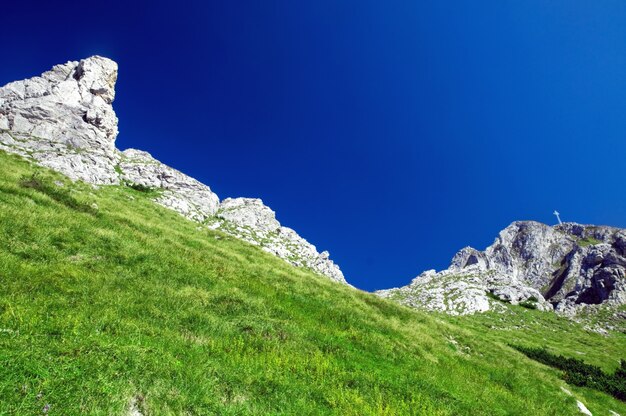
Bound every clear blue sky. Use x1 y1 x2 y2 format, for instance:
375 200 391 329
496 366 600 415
2 1 626 290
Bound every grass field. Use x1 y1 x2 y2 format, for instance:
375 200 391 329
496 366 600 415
0 150 625 415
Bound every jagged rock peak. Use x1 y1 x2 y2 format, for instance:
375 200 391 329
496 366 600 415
73 56 118 104
0 56 120 184
378 221 626 318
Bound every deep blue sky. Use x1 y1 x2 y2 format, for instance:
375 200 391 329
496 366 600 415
2 1 626 290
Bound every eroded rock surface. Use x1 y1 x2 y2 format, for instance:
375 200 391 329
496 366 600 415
0 56 120 184
119 149 219 221
0 57 346 284
378 221 626 317
209 198 346 284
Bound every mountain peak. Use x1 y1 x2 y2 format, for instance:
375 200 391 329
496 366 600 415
73 56 118 105
0 57 346 284
0 56 120 184
378 221 626 318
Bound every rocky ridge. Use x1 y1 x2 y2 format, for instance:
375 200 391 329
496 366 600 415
0 56 346 284
377 221 626 318
208 198 345 282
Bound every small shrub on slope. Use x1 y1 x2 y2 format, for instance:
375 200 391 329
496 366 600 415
513 345 626 401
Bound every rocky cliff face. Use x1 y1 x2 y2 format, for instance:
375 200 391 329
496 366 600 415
377 221 626 317
0 56 346 284
0 56 120 184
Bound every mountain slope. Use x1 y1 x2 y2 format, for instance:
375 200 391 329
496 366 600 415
0 56 345 284
1 152 626 415
1 57 626 415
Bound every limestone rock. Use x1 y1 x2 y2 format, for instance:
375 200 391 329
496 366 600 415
576 401 592 416
209 198 347 284
119 149 219 221
0 57 221 222
378 221 626 318
0 56 120 184
377 266 551 316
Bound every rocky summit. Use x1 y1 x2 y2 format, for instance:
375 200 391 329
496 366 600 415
0 56 346 284
0 56 120 184
377 221 626 319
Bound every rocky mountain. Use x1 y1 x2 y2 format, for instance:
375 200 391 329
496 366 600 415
377 221 626 318
0 56 346 284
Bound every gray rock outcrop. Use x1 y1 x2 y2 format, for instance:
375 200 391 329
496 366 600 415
119 149 220 222
0 56 346 284
378 221 626 317
208 198 346 283
0 56 221 221
0 56 120 184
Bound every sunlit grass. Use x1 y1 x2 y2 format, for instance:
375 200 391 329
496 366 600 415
0 151 624 415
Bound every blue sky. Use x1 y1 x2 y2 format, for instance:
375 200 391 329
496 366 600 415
2 1 626 290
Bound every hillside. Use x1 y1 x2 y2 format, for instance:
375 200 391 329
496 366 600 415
0 56 345 285
1 56 626 415
1 152 626 414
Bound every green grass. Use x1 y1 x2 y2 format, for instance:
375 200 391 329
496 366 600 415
0 150 625 415
123 181 160 195
578 237 602 247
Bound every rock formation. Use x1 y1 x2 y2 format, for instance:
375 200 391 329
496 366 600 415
0 56 120 184
208 198 345 283
0 56 346 284
377 221 626 317
119 149 220 222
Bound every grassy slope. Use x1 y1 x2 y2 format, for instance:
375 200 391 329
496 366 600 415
0 151 624 415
